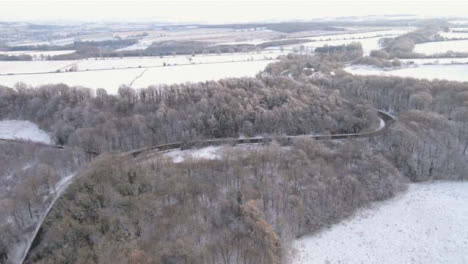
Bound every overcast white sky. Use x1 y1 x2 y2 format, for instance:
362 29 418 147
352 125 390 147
1 0 467 23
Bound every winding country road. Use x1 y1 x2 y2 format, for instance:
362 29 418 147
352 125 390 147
14 109 395 264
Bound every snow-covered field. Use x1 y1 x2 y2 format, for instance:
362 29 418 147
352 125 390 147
0 60 74 74
278 29 411 56
0 120 52 144
292 182 468 264
295 37 383 55
0 68 145 94
302 29 410 42
0 60 273 93
0 51 283 75
345 64 468 82
414 40 468 55
7 33 116 47
72 51 283 70
0 50 75 59
400 57 468 65
279 36 390 56
117 28 278 51
450 20 468 25
164 146 223 163
439 31 468 40
131 60 272 88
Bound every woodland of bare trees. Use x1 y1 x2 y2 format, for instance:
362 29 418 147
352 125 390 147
0 54 33 61
268 51 468 182
25 138 405 264
0 141 86 262
0 76 376 156
3 35 467 264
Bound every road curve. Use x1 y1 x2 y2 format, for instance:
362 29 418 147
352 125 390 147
125 110 395 158
18 109 395 264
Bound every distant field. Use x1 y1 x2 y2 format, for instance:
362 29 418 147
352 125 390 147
0 50 75 58
0 60 274 93
414 39 468 55
345 64 468 82
0 26 414 92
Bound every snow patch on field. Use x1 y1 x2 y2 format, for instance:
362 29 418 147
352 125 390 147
165 146 223 163
414 40 468 55
292 182 468 264
344 64 468 82
163 143 265 163
0 120 52 144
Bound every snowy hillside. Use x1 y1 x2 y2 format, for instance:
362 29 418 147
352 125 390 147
293 182 468 264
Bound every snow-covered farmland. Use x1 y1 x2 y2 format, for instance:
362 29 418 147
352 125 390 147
439 31 468 40
131 60 272 88
279 29 411 55
0 60 74 74
0 51 283 75
302 29 411 42
117 28 278 51
292 182 468 264
414 40 468 55
344 64 468 82
7 33 116 47
294 37 383 55
0 50 75 59
450 20 468 25
400 57 468 65
0 68 145 94
73 51 283 71
0 60 273 93
275 36 388 56
0 120 52 144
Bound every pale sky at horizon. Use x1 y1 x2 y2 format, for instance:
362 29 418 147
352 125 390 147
1 0 468 24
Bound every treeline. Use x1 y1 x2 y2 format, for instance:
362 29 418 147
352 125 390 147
143 41 257 56
25 138 405 264
2 39 139 61
3 44 72 52
265 44 362 77
48 40 266 60
380 26 442 57
202 18 442 33
0 76 376 156
257 39 311 49
0 54 33 61
353 55 401 68
314 42 362 54
49 39 139 60
352 49 401 68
